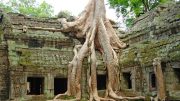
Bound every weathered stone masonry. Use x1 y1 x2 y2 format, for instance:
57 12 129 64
119 2 180 99
0 2 180 101
0 11 10 101
0 11 105 100
0 43 9 101
6 13 75 100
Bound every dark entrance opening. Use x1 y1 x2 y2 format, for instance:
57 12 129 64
27 77 44 95
97 74 106 90
123 72 132 89
54 78 67 95
174 69 180 84
151 73 156 88
149 72 156 90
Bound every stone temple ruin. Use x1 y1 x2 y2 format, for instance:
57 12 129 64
0 2 180 101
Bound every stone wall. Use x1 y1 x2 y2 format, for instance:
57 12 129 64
0 43 9 101
0 2 179 100
120 2 180 67
5 13 75 100
2 12 106 100
119 2 180 99
0 10 10 101
0 10 107 100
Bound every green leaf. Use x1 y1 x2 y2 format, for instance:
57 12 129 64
108 0 172 27
0 0 54 17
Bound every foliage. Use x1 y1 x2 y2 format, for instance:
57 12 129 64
57 10 72 18
108 0 173 27
0 0 54 17
61 95 76 100
57 10 76 21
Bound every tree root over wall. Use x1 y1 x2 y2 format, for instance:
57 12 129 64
153 58 166 101
52 0 145 100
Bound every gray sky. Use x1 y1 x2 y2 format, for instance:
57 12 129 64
44 0 123 21
2 0 125 29
43 0 125 29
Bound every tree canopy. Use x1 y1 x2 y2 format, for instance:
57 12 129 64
108 0 174 27
0 0 54 17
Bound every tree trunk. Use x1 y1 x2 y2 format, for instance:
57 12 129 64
53 0 145 100
153 58 166 101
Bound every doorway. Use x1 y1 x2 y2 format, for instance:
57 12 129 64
27 77 44 95
123 72 132 89
97 74 106 90
54 78 67 95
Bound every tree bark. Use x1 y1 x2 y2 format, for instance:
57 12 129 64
153 58 166 101
53 0 145 100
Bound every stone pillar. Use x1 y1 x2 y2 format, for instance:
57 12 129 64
131 67 136 92
45 73 54 98
81 59 88 100
9 71 15 100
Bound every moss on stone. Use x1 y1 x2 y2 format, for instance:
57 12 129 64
139 39 175 65
120 89 138 97
19 50 32 66
58 95 75 100
169 44 180 52
168 44 180 61
0 15 4 42
169 51 180 61
120 34 180 66
120 41 159 67
144 96 151 101
0 11 12 43
120 47 138 67
175 14 180 19
140 47 158 65
0 27 3 42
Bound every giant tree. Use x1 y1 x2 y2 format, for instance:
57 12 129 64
53 0 144 100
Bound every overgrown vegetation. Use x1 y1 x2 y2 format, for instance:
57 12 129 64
120 36 180 67
0 0 54 17
57 10 72 19
52 0 145 100
108 0 176 27
19 50 32 66
57 10 75 21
